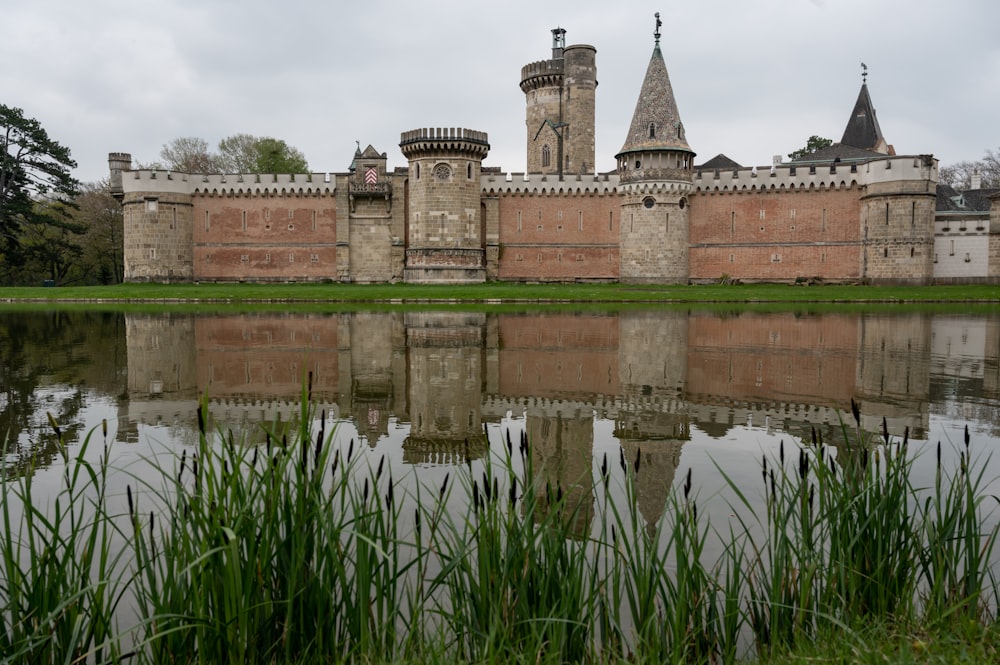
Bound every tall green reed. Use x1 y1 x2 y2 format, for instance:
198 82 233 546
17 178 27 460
919 425 999 625
429 428 594 663
5 390 999 664
730 399 999 657
1 417 130 664
598 447 743 665
128 376 419 664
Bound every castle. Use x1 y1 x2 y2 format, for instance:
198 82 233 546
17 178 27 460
110 19 1000 285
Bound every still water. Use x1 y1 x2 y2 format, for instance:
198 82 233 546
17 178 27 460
3 307 1000 538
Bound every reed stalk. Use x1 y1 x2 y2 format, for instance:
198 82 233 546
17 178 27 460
2 395 998 664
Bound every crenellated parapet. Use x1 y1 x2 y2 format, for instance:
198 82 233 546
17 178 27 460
692 155 935 194
399 127 490 159
121 169 338 198
481 171 618 196
520 58 564 93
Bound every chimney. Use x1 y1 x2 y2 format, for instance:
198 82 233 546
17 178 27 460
970 172 982 191
108 152 132 201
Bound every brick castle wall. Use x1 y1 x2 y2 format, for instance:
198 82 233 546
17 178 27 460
689 185 863 282
495 188 619 281
193 195 337 281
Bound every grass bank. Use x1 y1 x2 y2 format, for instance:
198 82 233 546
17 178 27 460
3 391 999 664
3 281 1000 305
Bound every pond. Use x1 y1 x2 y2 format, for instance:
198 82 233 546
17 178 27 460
2 307 1000 661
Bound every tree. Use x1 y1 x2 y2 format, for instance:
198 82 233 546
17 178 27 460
216 133 260 173
0 104 79 271
16 199 86 284
253 137 309 174
939 147 1000 190
159 134 310 175
159 136 218 174
73 180 124 284
787 135 833 161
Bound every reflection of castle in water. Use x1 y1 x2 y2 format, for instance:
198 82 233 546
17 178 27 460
123 309 997 533
125 310 988 445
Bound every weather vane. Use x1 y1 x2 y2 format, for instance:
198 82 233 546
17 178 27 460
861 62 868 84
654 12 662 44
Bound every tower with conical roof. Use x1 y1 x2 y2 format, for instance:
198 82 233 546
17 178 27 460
841 65 889 154
616 13 695 284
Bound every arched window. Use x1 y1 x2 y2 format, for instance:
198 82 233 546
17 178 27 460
541 144 551 168
648 122 656 139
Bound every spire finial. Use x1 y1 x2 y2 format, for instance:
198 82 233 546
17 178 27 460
861 62 868 84
654 12 662 44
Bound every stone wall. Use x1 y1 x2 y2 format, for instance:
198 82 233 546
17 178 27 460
859 157 937 284
561 45 597 175
122 186 194 282
619 181 691 284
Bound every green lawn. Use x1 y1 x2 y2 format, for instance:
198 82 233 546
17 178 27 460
3 281 1000 304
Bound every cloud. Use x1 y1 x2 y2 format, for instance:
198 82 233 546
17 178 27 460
3 0 997 183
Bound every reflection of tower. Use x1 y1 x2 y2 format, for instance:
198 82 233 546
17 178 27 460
399 128 490 284
403 312 487 464
527 405 595 540
855 313 931 437
349 312 403 445
124 313 199 431
616 310 689 533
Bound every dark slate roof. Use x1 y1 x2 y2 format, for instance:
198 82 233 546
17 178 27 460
841 83 886 151
617 42 692 157
935 184 1000 212
697 154 742 170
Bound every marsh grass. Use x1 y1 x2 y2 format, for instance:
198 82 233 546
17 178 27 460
728 400 1000 659
2 391 999 664
0 418 130 664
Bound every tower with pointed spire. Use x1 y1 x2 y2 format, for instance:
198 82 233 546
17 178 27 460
616 13 695 284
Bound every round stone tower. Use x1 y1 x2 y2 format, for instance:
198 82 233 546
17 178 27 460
110 152 195 282
616 16 695 284
399 128 490 284
520 28 597 176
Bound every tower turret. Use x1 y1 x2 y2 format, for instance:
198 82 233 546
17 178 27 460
616 14 695 284
399 127 490 284
520 28 597 176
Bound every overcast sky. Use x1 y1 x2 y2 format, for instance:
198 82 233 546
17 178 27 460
4 0 998 184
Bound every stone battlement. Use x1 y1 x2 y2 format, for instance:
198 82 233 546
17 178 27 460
693 155 937 193
122 169 337 197
399 127 489 145
519 58 564 90
481 171 618 196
